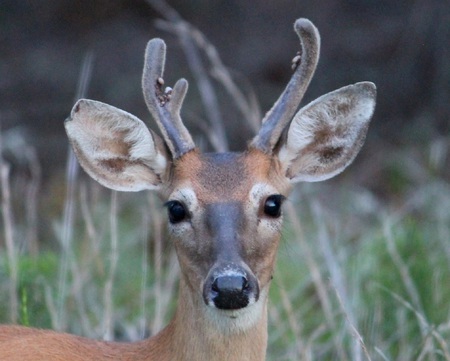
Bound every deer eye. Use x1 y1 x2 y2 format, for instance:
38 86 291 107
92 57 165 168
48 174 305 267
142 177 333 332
166 201 188 223
263 195 285 218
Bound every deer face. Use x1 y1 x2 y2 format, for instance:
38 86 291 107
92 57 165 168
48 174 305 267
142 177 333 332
164 150 291 312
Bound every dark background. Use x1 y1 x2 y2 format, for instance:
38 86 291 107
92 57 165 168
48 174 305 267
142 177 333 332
1 0 449 200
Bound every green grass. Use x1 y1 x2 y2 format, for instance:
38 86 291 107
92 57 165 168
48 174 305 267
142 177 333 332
1 160 449 360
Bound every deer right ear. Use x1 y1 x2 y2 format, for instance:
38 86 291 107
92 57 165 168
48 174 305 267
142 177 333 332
277 82 376 183
65 99 170 192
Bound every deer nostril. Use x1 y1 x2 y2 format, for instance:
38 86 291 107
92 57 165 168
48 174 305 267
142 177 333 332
243 278 250 290
211 279 220 293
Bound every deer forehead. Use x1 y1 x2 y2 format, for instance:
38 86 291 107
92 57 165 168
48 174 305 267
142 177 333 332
169 149 291 204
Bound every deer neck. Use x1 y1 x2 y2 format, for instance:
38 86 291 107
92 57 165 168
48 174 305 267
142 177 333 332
148 277 269 361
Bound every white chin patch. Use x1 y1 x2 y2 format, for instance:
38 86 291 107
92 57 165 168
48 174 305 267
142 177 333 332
204 288 268 334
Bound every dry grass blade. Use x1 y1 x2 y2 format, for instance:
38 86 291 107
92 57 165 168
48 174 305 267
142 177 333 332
148 0 228 152
139 208 150 339
148 193 165 334
57 51 94 330
312 201 365 361
285 202 353 361
102 191 119 341
273 271 306 359
156 19 261 134
383 220 426 333
332 284 372 361
24 146 41 256
378 285 450 361
0 160 18 323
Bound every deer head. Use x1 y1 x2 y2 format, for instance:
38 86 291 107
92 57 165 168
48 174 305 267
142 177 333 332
65 18 375 339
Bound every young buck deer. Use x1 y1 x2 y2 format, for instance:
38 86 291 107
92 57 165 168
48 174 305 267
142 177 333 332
0 18 376 360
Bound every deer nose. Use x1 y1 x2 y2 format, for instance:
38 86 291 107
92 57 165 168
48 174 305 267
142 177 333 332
204 270 259 310
211 275 249 310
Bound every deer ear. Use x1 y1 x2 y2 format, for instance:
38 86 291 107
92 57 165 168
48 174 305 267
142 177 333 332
277 82 376 183
65 99 170 192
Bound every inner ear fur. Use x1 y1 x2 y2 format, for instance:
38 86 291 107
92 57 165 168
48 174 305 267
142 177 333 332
65 99 170 192
277 82 376 183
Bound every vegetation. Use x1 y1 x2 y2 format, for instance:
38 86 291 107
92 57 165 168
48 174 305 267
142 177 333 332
1 134 448 360
0 2 449 359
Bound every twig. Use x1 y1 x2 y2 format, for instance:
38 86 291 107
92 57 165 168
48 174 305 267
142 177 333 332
148 193 164 334
0 160 18 323
188 24 261 132
332 283 373 361
284 202 350 360
374 346 390 361
377 284 450 361
139 205 150 339
57 51 94 330
382 219 427 334
273 271 306 360
148 0 228 152
156 19 261 134
312 201 363 361
103 191 119 341
79 183 102 276
24 145 41 256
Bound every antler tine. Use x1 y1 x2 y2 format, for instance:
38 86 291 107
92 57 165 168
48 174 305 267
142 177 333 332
142 39 195 158
251 18 321 153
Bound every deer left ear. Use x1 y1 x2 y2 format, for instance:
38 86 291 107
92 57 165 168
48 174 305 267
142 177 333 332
277 82 376 183
65 99 170 192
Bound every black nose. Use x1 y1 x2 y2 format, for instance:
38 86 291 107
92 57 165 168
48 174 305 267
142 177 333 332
210 275 251 310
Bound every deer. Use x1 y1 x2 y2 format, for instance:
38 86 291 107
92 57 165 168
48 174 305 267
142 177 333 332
0 18 376 360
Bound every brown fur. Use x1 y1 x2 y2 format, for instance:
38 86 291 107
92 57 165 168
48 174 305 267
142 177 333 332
169 148 291 202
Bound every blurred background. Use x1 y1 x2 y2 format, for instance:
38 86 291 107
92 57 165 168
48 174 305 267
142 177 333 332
0 1 449 359
1 0 449 190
